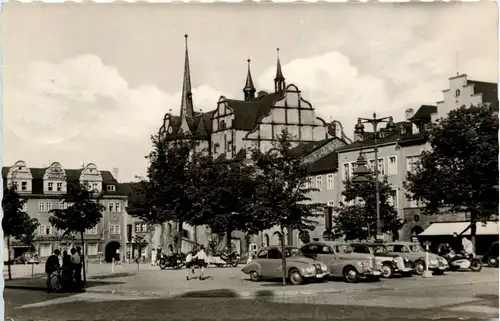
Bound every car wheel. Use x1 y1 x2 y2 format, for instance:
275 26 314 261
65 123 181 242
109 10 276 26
249 271 260 282
381 263 394 278
470 259 483 272
414 261 425 275
343 266 360 283
487 256 498 268
288 269 304 285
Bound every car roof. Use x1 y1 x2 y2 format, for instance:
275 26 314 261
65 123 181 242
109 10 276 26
262 246 298 251
386 242 415 246
351 243 384 247
305 241 349 246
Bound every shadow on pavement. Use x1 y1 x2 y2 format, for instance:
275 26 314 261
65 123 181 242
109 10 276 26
6 289 498 321
90 272 136 280
5 278 126 293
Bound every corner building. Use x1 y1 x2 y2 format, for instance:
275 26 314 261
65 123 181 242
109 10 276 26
3 161 128 262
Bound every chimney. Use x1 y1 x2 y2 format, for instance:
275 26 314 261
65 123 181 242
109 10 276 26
112 168 119 181
405 108 415 121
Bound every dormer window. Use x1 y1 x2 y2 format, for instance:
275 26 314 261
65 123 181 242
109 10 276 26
56 182 63 191
107 185 116 192
91 183 99 191
21 181 27 191
48 182 54 191
220 120 226 130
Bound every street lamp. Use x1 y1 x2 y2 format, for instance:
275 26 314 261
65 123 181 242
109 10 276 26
354 113 397 239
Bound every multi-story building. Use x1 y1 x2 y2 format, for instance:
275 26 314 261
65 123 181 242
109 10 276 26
155 35 351 255
334 73 498 242
2 161 128 262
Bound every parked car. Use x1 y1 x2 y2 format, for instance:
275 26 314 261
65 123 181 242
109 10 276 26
385 242 448 275
481 241 498 267
241 246 328 285
13 252 40 265
350 243 413 278
298 241 382 283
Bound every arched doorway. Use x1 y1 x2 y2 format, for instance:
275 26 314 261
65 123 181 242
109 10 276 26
264 234 270 247
272 232 282 246
411 226 424 242
105 241 121 263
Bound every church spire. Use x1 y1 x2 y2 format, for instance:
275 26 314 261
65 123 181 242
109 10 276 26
180 34 194 118
243 58 256 101
274 48 286 93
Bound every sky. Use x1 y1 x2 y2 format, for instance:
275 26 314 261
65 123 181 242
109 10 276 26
2 2 498 182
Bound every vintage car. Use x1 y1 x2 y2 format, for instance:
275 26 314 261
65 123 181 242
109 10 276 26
350 243 413 278
481 241 499 267
13 252 40 265
385 242 448 275
241 246 328 285
298 241 382 283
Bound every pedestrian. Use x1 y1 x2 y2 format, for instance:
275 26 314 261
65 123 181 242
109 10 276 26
185 250 195 280
115 248 121 265
192 245 209 280
62 250 73 291
151 248 157 266
70 248 83 290
45 249 60 292
461 236 474 256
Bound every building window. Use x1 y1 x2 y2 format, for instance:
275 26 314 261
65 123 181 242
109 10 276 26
56 182 63 191
107 185 116 192
21 181 28 191
39 225 52 235
406 156 420 174
368 159 375 171
141 224 148 232
135 223 142 233
316 176 323 191
48 182 54 191
108 202 115 212
182 229 190 239
388 156 398 176
38 201 52 213
326 200 335 207
109 224 120 235
220 120 226 130
327 174 334 190
40 244 52 257
227 140 232 150
86 226 98 235
87 243 99 256
350 162 357 177
214 143 220 154
377 158 385 176
114 202 121 212
59 201 69 210
91 183 99 191
388 189 398 208
342 163 350 180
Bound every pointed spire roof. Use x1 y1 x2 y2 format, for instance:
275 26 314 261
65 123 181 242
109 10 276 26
180 34 194 118
244 59 255 91
275 48 285 81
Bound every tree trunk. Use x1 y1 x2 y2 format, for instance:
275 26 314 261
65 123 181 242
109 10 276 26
80 232 87 284
226 228 232 254
176 221 183 253
7 236 12 281
470 212 477 253
280 226 287 286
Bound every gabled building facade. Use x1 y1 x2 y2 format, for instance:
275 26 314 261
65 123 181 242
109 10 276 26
3 161 128 262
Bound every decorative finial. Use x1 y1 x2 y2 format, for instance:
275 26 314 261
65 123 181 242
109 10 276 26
373 112 377 119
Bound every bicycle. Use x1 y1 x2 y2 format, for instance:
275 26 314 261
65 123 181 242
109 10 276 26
48 268 65 293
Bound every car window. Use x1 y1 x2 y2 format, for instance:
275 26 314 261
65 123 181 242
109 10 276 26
373 246 388 254
267 249 283 259
257 250 268 259
285 248 299 257
385 245 394 252
335 245 353 254
301 244 319 255
352 246 371 254
320 245 334 254
409 244 422 252
392 245 405 253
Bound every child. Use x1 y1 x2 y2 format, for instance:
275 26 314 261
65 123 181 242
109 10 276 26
192 245 209 280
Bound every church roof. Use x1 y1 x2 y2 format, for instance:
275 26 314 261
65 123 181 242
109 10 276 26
410 105 437 120
467 80 498 112
226 92 283 131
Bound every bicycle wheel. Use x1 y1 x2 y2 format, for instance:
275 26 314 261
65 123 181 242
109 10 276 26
49 273 63 292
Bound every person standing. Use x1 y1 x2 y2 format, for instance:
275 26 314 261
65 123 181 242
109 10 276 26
70 248 82 290
151 248 157 266
192 245 209 280
462 236 474 256
185 250 194 280
61 250 73 290
45 249 60 292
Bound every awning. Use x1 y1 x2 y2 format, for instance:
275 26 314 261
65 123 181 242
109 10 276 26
419 222 470 236
461 221 499 236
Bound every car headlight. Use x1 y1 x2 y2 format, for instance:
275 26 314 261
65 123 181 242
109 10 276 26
305 266 316 274
430 259 438 265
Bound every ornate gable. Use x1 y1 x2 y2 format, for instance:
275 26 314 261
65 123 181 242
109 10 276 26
79 163 103 193
7 160 33 193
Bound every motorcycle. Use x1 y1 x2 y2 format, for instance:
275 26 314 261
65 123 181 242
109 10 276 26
445 251 483 272
159 253 185 270
219 251 240 268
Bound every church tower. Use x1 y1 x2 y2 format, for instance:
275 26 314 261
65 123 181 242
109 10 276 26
243 59 256 101
180 34 194 118
274 48 286 93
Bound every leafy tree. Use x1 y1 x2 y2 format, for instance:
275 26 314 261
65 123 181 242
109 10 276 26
188 155 266 253
405 105 499 248
2 185 40 280
49 182 105 284
334 174 403 241
127 134 207 253
251 130 324 285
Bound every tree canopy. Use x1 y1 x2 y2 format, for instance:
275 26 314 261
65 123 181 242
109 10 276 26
405 105 499 222
334 173 403 241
